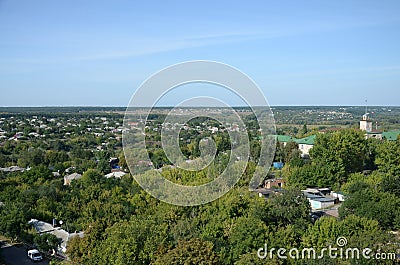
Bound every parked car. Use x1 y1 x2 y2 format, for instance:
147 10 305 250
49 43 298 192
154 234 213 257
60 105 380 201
27 249 43 262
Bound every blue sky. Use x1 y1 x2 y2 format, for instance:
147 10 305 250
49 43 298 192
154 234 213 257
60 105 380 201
0 0 400 106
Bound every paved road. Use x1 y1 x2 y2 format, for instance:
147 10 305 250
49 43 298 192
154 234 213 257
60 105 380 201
1 242 49 265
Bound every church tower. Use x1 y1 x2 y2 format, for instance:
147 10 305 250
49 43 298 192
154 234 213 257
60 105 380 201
360 113 372 132
360 100 372 132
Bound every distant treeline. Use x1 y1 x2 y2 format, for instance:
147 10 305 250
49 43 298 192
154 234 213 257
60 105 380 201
0 106 399 128
1 106 399 113
0 106 126 114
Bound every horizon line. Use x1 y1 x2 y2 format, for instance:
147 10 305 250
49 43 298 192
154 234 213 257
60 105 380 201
0 105 399 108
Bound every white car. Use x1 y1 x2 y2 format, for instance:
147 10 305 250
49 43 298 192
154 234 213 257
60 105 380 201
27 249 43 262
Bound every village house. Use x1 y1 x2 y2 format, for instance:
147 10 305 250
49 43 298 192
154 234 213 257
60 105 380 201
303 192 335 210
28 219 84 254
0 166 25 173
63 173 82 185
263 178 285 189
254 187 283 199
302 188 339 210
276 134 316 158
296 135 316 157
105 171 126 179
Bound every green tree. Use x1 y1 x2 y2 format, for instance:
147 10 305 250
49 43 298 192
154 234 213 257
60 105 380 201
81 169 103 185
96 159 110 174
234 252 283 265
34 233 61 252
341 171 386 192
0 202 28 241
18 148 46 168
301 122 308 136
67 222 106 264
152 238 219 265
21 165 53 185
118 151 127 170
263 188 311 231
303 215 393 256
375 140 400 176
288 163 340 188
302 217 342 248
91 216 170 265
274 142 284 163
0 153 7 167
339 187 400 230
380 175 400 196
45 150 69 166
149 149 169 168
309 129 368 185
228 216 269 262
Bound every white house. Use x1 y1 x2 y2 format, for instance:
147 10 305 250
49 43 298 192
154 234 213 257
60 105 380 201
295 135 316 157
28 219 84 253
331 191 347 202
303 192 335 210
104 171 126 179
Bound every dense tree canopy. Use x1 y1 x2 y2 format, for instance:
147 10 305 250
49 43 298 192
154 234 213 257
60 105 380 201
286 129 376 188
0 112 399 264
152 238 219 265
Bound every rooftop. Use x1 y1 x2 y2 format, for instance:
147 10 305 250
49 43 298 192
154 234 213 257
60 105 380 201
64 173 82 180
276 134 316 145
276 135 295 143
382 130 400 141
105 171 126 179
28 219 84 253
295 135 316 145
